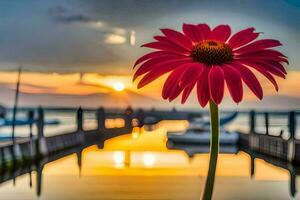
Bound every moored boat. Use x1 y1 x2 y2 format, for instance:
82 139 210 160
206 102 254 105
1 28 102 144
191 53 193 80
189 112 238 131
166 140 238 157
167 130 239 145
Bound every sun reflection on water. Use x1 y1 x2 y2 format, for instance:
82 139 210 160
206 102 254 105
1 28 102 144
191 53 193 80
43 120 289 180
113 151 125 167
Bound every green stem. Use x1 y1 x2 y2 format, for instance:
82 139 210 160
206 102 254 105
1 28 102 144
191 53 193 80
202 100 219 200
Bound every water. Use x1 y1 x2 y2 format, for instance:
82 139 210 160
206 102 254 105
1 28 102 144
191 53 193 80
1 110 299 138
0 150 295 199
0 112 300 199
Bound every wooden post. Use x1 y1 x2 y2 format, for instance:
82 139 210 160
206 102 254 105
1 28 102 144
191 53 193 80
0 148 3 169
137 109 145 127
124 106 133 129
36 161 44 197
28 110 35 138
11 66 22 143
37 107 44 138
77 107 83 132
249 110 256 133
76 149 83 177
96 107 105 131
288 112 296 163
250 156 255 178
36 107 47 156
289 171 297 198
289 111 296 140
264 112 269 135
28 109 35 157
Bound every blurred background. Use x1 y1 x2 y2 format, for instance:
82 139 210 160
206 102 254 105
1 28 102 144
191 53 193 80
0 0 299 109
0 1 299 200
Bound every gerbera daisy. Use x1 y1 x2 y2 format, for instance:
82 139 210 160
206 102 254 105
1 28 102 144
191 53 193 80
133 24 288 107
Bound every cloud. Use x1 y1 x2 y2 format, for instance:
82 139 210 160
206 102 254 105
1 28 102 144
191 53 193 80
54 14 93 24
48 5 68 16
48 5 96 24
104 34 126 44
0 0 298 74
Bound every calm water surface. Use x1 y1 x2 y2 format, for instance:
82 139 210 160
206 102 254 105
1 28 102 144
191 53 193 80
0 112 300 200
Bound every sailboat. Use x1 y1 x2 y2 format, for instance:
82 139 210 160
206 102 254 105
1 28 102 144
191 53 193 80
167 112 239 145
0 117 59 127
189 112 238 131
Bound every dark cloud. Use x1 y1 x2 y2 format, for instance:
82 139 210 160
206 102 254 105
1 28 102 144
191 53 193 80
54 14 93 24
48 5 68 16
68 0 188 27
0 0 299 73
48 5 95 24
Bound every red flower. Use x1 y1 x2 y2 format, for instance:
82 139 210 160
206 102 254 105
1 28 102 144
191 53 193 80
133 24 288 107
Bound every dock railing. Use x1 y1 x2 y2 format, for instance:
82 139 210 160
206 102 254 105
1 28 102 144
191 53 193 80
239 110 299 163
0 106 135 169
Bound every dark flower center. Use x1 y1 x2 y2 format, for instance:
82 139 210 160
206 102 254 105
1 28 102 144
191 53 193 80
190 40 233 65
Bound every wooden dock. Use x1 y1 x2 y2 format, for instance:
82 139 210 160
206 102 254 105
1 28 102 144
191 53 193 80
1 107 299 166
0 107 135 170
238 110 299 164
0 106 299 197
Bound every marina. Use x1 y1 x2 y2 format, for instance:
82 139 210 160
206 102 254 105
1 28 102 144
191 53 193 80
0 1 299 199
0 107 299 199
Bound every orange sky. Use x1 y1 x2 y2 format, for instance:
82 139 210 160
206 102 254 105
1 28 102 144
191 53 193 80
0 71 299 101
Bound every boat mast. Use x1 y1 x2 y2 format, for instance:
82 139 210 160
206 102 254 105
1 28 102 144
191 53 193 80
11 66 22 143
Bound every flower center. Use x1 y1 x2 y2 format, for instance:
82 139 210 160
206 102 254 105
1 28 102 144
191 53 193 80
190 40 233 65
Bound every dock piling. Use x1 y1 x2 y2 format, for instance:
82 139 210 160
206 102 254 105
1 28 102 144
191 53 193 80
136 109 145 127
124 107 133 129
249 110 256 133
264 112 269 135
289 111 296 140
36 107 47 156
37 107 44 138
96 107 105 131
77 107 83 132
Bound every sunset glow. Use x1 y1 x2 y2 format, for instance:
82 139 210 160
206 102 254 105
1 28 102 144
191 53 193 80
0 71 299 108
0 1 299 200
113 81 125 92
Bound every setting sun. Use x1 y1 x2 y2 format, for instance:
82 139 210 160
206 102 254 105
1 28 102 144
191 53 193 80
113 81 125 92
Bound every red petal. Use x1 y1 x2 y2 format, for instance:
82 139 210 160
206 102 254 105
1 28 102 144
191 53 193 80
209 66 225 104
133 57 191 81
134 51 182 67
160 28 193 50
137 62 188 89
162 67 186 99
222 65 243 103
182 23 203 42
142 42 188 54
241 63 279 91
168 83 183 101
163 63 203 103
265 60 287 74
197 67 211 107
168 63 203 101
233 62 263 99
153 36 191 53
235 55 289 64
234 39 282 54
237 60 286 78
235 49 288 64
181 83 195 104
211 25 231 42
179 63 203 87
235 49 287 59
198 24 211 40
228 27 259 49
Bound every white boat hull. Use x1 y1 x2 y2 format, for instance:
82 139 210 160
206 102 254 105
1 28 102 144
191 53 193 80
167 141 239 156
167 130 239 145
